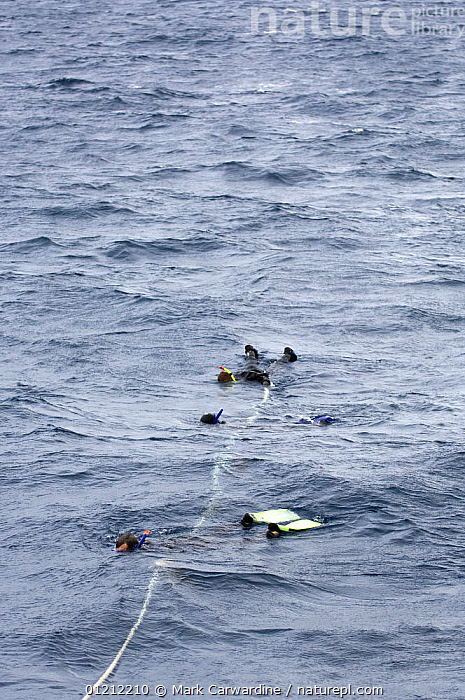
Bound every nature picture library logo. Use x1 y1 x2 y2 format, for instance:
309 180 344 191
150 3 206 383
250 3 465 38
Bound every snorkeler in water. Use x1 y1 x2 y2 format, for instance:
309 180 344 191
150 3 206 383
200 409 225 424
265 520 323 537
240 509 323 538
297 414 335 425
115 530 150 551
217 345 297 386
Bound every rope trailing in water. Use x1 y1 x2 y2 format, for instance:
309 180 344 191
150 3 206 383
261 385 270 406
81 569 160 700
247 384 270 423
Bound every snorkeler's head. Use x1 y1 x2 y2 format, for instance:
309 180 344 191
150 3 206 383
116 533 139 551
266 523 281 538
201 413 216 424
245 345 258 359
217 370 233 383
283 347 298 362
200 413 225 424
240 513 254 527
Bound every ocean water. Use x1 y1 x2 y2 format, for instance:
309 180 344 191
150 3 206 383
1 1 465 698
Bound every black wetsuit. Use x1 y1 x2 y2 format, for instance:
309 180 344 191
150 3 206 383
236 350 270 385
236 346 296 385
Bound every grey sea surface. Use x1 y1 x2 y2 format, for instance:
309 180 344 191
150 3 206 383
1 1 464 698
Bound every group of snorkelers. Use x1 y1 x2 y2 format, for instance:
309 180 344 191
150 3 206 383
218 343 297 386
116 344 330 551
200 344 335 426
116 507 324 550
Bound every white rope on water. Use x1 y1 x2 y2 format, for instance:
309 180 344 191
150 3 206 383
81 568 161 700
192 458 224 532
246 384 270 423
81 386 268 698
261 385 270 406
